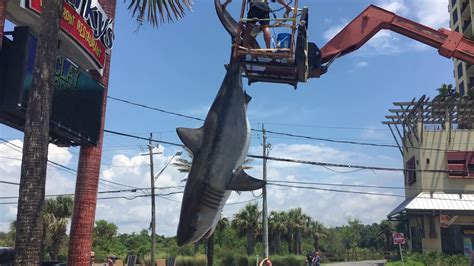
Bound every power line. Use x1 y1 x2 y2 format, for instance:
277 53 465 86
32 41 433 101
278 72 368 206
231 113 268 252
268 182 405 198
0 186 184 200
104 130 183 147
268 180 474 194
102 130 461 174
262 122 389 131
0 137 149 190
107 96 204 122
106 96 466 153
0 180 20 186
248 154 459 174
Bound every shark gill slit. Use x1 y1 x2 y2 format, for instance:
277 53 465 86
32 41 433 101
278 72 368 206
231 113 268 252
201 186 225 209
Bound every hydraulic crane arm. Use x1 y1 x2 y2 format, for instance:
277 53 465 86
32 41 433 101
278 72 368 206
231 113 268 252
311 5 474 78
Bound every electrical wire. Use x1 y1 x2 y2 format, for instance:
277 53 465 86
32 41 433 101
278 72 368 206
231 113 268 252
106 95 468 152
107 96 204 122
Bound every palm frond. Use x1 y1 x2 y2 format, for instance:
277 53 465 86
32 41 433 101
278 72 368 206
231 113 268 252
126 0 193 27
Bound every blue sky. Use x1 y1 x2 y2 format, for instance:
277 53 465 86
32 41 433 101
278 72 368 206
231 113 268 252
0 0 456 234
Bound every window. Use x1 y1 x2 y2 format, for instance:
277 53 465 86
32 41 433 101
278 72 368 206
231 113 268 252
411 226 423 252
453 8 459 25
455 25 460 32
405 156 416 185
447 152 474 178
452 0 457 8
457 63 463 79
459 81 465 96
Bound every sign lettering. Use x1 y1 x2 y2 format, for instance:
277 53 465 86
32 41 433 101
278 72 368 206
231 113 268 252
25 0 115 69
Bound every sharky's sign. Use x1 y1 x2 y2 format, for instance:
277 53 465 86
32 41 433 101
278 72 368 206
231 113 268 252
22 0 114 70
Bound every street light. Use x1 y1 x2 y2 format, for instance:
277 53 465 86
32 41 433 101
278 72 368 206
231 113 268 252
154 150 183 182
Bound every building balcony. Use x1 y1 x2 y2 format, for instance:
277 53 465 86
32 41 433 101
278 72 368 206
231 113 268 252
463 20 472 38
461 1 470 18
467 64 474 75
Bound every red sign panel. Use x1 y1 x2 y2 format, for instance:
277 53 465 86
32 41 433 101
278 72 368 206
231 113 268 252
392 232 405 245
25 0 108 69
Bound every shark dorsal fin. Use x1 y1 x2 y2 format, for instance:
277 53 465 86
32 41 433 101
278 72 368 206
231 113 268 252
244 90 252 104
226 169 266 191
176 127 204 155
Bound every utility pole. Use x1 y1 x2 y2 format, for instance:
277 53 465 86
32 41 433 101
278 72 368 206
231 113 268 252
148 133 157 266
262 124 269 258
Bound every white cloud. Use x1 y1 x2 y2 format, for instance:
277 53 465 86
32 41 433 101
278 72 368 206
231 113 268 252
377 0 408 15
0 139 404 236
0 140 75 232
355 61 369 69
412 0 449 29
322 20 348 41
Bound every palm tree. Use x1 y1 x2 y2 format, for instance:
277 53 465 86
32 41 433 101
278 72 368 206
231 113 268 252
43 196 74 261
15 1 63 264
288 208 308 255
437 83 453 96
268 211 287 254
308 220 327 251
13 1 192 264
233 203 261 255
127 0 193 27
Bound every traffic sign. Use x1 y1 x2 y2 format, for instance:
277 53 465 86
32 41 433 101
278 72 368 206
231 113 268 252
392 232 405 245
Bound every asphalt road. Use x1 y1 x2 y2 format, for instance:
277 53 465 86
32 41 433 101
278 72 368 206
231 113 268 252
323 259 387 266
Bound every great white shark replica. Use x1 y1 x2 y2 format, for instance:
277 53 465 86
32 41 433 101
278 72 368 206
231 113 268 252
176 63 265 246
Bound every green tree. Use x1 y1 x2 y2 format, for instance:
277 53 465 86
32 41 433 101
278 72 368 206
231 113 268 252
340 218 363 250
127 0 192 27
233 203 261 255
308 220 326 252
43 196 73 260
269 211 287 254
437 83 454 97
378 220 395 252
92 220 123 262
0 221 16 247
288 208 308 255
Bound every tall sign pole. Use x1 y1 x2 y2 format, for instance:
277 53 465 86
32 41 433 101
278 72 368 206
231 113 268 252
0 0 7 49
148 134 157 266
262 124 269 258
68 0 116 264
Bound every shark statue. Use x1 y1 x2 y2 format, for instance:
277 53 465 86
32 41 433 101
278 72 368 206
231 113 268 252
176 63 265 246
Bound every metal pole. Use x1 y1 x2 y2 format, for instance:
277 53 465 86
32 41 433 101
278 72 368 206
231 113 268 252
148 133 156 266
399 244 404 266
262 124 269 258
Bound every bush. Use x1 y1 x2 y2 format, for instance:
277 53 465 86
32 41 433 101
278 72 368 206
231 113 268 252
386 252 470 266
221 253 237 266
175 255 207 266
236 255 249 266
269 255 306 266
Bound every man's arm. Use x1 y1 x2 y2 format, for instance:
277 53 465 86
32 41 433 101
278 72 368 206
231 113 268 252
276 0 292 13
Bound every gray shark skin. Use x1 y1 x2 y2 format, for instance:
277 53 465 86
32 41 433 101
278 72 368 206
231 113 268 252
176 63 265 246
215 0 239 38
215 0 261 49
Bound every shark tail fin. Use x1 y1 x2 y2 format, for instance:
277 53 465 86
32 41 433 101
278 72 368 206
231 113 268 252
226 169 266 191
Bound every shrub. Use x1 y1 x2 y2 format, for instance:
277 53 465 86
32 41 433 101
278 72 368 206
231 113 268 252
175 255 207 266
236 255 249 266
270 255 306 266
221 253 237 266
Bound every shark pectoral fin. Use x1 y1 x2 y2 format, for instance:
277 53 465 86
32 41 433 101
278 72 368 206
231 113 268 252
244 90 252 104
226 170 266 191
176 127 204 155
